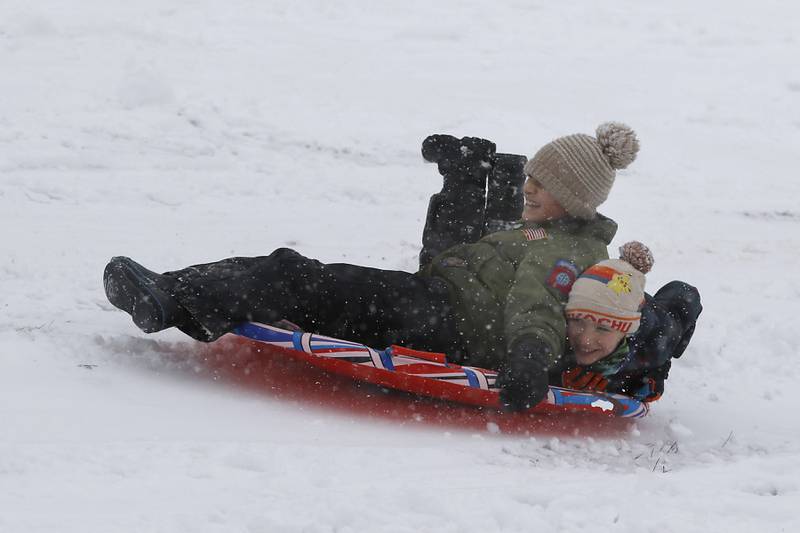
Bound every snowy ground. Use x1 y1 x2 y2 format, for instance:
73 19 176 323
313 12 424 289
2 1 800 531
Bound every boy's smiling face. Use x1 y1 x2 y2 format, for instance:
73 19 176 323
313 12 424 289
521 177 567 223
566 315 625 365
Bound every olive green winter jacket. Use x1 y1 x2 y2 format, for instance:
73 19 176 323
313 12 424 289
423 215 617 369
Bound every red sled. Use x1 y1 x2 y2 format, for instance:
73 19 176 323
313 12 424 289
192 323 649 434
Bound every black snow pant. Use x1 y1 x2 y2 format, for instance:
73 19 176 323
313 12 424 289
164 248 464 355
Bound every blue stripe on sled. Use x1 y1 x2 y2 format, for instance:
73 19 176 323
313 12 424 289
292 331 304 351
549 388 642 417
463 368 480 388
379 349 395 370
233 323 290 343
551 389 593 407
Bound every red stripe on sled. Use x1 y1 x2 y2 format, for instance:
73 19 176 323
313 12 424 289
393 363 466 375
388 345 448 364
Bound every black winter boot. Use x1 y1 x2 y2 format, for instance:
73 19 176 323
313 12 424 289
484 153 527 235
421 134 496 189
419 134 496 268
421 134 461 167
103 256 189 334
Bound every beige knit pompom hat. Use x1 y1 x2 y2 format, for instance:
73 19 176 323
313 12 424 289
565 241 654 335
523 122 640 219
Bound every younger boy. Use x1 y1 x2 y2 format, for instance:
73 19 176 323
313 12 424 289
554 242 702 401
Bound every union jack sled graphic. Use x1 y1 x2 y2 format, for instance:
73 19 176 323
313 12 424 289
230 323 648 419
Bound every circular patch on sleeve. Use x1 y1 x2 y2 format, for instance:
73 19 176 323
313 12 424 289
547 259 579 295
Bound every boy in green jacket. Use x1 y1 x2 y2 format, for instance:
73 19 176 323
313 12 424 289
103 123 639 411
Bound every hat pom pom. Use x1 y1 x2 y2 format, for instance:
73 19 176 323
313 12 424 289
619 241 654 274
596 122 639 170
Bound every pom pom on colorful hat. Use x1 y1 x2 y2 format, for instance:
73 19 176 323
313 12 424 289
523 122 640 219
565 241 653 334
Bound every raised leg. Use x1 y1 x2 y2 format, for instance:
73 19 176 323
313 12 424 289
418 135 495 269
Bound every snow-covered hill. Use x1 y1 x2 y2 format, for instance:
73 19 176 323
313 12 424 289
2 1 799 531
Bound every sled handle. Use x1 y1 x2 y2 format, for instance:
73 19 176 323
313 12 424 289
386 345 448 365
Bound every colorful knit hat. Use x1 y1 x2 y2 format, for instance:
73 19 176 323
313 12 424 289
565 241 654 334
524 122 640 219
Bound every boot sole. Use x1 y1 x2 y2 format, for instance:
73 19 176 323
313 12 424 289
103 257 173 333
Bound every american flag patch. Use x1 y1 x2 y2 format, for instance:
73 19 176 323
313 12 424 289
522 228 548 241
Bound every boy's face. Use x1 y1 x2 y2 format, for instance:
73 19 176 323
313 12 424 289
521 178 567 223
566 316 625 365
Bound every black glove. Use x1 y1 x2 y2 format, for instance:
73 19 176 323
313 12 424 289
497 336 551 412
640 361 670 401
